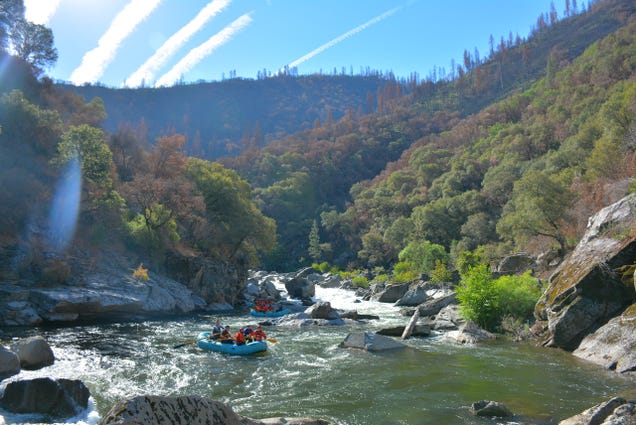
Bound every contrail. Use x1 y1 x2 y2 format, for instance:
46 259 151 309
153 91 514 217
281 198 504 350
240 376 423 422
283 6 401 72
24 0 62 25
70 0 161 85
124 0 232 88
155 13 252 88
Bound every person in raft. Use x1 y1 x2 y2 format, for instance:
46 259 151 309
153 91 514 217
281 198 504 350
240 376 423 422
234 329 246 346
210 319 223 340
243 324 254 338
218 325 234 344
251 325 267 342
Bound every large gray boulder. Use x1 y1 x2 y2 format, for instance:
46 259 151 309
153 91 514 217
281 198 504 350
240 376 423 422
0 345 20 380
395 284 427 306
11 336 54 370
99 395 248 425
98 395 328 425
340 332 407 352
573 304 636 374
456 321 496 344
559 397 635 425
535 194 636 351
285 277 315 300
415 292 457 317
376 283 410 303
0 378 90 419
305 301 341 320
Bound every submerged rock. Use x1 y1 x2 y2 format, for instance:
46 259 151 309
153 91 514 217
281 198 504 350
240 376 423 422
469 400 513 418
339 332 407 351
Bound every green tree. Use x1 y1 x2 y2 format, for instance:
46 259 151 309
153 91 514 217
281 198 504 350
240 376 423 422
308 219 321 262
398 240 449 275
10 19 58 74
184 158 276 263
497 170 574 252
55 124 113 185
0 0 25 52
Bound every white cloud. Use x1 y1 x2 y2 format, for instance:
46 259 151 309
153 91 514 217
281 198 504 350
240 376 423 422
155 13 253 88
284 6 401 71
69 0 161 85
24 0 62 25
123 0 232 88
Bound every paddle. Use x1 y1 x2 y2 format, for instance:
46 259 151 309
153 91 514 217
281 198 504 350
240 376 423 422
267 338 277 343
173 339 198 349
172 334 219 348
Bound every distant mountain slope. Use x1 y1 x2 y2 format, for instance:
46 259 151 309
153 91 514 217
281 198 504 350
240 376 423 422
58 74 399 159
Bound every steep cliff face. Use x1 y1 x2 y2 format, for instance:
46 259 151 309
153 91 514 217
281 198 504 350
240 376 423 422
534 193 636 352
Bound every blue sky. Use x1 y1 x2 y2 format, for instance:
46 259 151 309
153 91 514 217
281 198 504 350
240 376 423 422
25 0 568 88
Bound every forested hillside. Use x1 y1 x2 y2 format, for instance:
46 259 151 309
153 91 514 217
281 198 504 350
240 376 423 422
220 0 636 272
60 74 404 159
1 0 635 288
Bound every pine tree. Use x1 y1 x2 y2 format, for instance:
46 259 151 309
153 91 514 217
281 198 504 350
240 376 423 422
308 220 321 263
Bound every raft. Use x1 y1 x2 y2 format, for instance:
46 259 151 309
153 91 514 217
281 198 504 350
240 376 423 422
196 331 267 355
249 308 291 317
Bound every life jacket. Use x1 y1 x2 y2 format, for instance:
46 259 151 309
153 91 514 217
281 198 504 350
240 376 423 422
253 329 267 341
234 331 245 345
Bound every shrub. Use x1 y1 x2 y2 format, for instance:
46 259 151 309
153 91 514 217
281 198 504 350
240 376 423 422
133 263 149 281
494 271 542 321
430 260 453 283
351 275 369 288
392 261 418 283
456 264 499 330
456 265 543 332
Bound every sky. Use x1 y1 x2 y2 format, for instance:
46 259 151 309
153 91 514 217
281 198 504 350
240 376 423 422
23 0 568 89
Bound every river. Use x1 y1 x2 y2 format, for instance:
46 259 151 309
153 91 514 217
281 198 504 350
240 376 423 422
1 284 633 425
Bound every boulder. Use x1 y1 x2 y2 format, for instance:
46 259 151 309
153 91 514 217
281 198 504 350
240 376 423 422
559 397 635 425
0 378 90 419
395 284 428 306
535 194 636 351
0 345 20 380
376 283 410 303
469 400 513 418
415 292 457 317
285 277 315 300
340 332 407 352
305 301 341 320
99 395 249 425
496 253 535 275
98 395 328 425
11 336 54 370
430 304 464 330
339 310 380 321
572 304 636 374
456 321 496 344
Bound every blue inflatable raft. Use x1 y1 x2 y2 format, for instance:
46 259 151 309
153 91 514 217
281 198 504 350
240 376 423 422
249 308 291 317
196 331 267 355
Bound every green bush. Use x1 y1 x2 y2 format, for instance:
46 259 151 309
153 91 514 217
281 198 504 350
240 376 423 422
392 261 418 283
456 265 542 332
430 260 453 283
494 271 542 321
351 275 369 288
456 264 499 330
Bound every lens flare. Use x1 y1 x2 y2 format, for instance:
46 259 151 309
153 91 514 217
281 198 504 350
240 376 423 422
47 157 81 251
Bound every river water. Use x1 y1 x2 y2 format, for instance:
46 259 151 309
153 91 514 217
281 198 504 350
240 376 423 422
1 284 634 425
